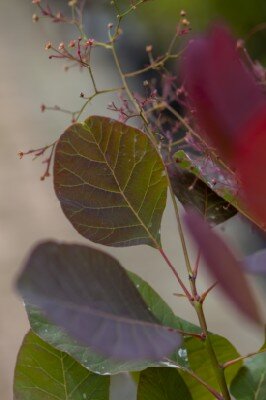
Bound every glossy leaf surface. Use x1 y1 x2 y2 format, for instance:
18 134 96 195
137 367 192 400
14 331 110 400
230 347 266 399
185 211 261 323
24 267 199 374
17 241 181 361
54 116 167 247
180 335 241 400
174 150 263 226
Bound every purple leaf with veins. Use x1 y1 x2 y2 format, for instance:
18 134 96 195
17 241 182 361
184 211 261 324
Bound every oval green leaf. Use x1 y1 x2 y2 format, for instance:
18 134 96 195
14 331 110 400
230 347 266 400
54 116 167 247
179 335 241 400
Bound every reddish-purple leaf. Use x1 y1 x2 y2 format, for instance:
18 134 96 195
17 241 182 361
236 107 266 227
184 211 261 324
182 24 266 161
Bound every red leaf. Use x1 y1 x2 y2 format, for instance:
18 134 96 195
184 211 261 324
236 106 266 227
182 25 265 161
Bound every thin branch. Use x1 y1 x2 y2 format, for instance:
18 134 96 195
223 348 266 369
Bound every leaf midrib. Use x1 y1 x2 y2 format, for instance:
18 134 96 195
87 123 160 248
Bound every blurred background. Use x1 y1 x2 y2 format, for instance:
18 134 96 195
1 1 266 398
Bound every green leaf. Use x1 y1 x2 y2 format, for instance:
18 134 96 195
179 335 241 400
54 116 168 248
14 331 110 400
137 368 192 400
17 242 181 362
230 347 266 400
168 161 237 225
25 268 200 374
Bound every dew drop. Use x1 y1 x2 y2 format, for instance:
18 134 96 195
178 348 188 359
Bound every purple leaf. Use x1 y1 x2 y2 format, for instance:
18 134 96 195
244 249 266 275
17 241 182 360
184 211 261 324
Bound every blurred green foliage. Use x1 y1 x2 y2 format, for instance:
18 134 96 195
129 0 266 61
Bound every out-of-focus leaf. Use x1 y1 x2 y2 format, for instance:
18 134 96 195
54 115 167 248
17 241 181 361
236 107 266 228
182 24 266 162
180 335 241 400
244 249 266 274
137 367 192 400
184 211 261 323
13 331 110 400
24 267 200 374
230 344 266 400
167 160 236 225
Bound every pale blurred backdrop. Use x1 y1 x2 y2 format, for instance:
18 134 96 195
1 1 265 399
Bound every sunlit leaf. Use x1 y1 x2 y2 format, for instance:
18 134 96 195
17 241 181 361
137 368 192 400
14 331 110 400
24 266 200 374
54 116 167 247
180 335 241 400
184 211 261 323
230 345 266 399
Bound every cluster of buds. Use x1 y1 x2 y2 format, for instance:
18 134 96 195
44 36 95 69
107 95 136 123
32 0 67 23
18 141 57 181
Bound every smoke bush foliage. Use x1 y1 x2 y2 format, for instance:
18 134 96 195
14 1 266 399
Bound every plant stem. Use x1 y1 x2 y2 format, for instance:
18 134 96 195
182 368 224 400
108 20 231 399
168 183 193 277
194 302 232 400
164 359 223 400
159 248 193 301
223 348 266 369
